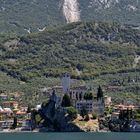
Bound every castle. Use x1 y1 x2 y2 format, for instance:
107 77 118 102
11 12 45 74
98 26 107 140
61 74 108 116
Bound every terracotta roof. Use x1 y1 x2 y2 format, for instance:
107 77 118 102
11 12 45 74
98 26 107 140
16 111 27 115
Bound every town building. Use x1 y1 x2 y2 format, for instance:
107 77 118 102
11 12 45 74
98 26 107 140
73 94 105 116
0 94 8 100
2 101 18 109
0 120 13 129
0 107 13 121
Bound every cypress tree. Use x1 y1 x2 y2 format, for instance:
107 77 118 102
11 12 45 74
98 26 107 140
97 86 103 100
61 94 72 107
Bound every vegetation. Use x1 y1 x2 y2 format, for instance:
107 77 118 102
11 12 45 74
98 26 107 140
27 104 31 113
134 109 140 121
119 109 133 121
67 107 78 120
1 21 140 82
105 107 113 116
84 93 93 100
92 113 97 120
1 21 140 104
61 94 72 107
10 116 17 129
97 86 104 100
80 107 88 119
84 114 90 121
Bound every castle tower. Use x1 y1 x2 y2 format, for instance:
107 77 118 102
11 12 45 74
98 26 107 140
62 73 71 94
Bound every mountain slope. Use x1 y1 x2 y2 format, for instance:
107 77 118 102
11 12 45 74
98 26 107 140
80 0 140 24
1 21 140 104
0 0 140 34
1 21 140 81
0 0 65 34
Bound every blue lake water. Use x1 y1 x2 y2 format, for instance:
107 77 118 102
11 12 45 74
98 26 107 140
0 132 140 140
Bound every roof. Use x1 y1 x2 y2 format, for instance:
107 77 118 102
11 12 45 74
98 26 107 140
3 108 12 112
112 112 120 115
0 108 13 113
13 108 19 111
53 86 63 89
2 101 18 104
71 85 87 90
16 111 27 115
114 104 135 110
0 94 7 97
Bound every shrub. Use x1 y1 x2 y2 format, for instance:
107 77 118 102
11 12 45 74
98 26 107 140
92 113 97 120
84 114 90 121
80 107 88 119
67 106 78 120
84 92 93 100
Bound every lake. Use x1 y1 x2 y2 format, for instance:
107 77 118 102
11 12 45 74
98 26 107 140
0 132 140 140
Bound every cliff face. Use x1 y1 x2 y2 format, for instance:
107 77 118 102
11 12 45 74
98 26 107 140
63 0 80 23
34 93 82 132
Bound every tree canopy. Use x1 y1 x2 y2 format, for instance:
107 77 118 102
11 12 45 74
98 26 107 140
61 94 72 107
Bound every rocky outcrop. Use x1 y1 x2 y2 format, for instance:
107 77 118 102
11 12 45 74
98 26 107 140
33 91 83 132
63 0 80 23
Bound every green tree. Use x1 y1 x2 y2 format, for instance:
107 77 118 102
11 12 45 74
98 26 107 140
67 106 78 120
27 104 31 113
80 107 88 119
35 114 42 125
10 116 17 129
92 113 97 120
84 114 90 121
76 63 84 71
84 92 93 100
61 94 72 107
97 86 104 100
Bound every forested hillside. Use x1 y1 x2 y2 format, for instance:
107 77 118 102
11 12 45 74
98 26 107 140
1 21 140 80
1 21 140 104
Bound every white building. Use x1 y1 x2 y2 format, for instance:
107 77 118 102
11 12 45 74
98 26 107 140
0 94 8 100
75 97 105 116
67 85 105 116
76 100 93 113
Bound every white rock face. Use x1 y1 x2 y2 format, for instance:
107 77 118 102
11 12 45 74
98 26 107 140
127 5 137 11
63 0 80 23
37 27 46 32
89 0 119 9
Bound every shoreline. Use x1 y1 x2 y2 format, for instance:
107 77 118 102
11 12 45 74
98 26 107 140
0 128 110 133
